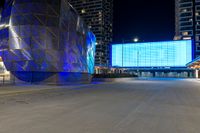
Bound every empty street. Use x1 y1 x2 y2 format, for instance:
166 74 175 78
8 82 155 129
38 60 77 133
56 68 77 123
0 78 200 133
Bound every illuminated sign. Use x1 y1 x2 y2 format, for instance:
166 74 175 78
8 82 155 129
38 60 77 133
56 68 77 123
111 40 192 67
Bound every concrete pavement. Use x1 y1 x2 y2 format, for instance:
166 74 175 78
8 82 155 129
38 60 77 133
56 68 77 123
0 78 200 133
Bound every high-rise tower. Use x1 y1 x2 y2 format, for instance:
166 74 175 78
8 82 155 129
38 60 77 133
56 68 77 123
68 0 113 69
175 0 200 57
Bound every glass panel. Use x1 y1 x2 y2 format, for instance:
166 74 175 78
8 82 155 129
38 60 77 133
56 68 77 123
112 40 193 67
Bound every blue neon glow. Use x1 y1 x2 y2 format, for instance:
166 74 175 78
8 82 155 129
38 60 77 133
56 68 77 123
112 40 192 67
87 31 96 74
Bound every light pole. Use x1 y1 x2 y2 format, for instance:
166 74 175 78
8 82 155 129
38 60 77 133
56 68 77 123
123 37 140 44
133 37 139 43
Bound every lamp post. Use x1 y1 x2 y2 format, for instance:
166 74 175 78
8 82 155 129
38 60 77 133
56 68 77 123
133 37 139 43
123 37 140 43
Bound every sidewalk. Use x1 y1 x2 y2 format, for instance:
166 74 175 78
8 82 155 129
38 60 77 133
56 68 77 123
0 85 58 96
0 83 95 96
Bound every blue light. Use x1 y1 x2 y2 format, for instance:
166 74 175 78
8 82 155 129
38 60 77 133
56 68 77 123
87 31 96 74
0 0 96 83
111 40 192 67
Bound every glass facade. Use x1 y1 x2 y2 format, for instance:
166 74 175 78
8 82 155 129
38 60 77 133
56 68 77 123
112 40 192 67
0 0 96 83
69 0 113 67
175 0 200 57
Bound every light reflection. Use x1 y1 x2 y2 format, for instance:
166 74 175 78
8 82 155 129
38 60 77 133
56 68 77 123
0 24 9 29
9 19 20 49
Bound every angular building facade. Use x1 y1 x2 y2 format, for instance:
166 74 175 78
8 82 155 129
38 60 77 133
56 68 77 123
0 0 96 84
68 0 113 68
175 0 200 57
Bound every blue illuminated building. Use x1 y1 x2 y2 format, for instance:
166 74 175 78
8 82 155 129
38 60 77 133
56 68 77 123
112 40 192 68
0 0 96 84
111 40 195 78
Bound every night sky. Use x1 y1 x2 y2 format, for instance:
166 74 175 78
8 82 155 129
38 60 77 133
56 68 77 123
113 0 175 43
0 0 175 43
0 1 4 7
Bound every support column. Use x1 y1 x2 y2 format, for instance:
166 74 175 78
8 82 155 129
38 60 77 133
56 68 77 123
195 70 200 78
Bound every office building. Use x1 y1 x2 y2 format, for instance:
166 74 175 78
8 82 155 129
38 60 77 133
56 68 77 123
68 0 113 69
175 0 200 57
0 0 96 84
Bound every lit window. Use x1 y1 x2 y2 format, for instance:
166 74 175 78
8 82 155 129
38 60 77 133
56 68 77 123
183 9 187 12
183 37 191 40
182 32 188 36
81 9 86 14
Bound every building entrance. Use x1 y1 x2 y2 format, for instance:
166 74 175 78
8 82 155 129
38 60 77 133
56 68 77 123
0 57 12 85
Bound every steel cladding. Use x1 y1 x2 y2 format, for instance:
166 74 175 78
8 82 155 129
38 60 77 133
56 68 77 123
0 0 96 83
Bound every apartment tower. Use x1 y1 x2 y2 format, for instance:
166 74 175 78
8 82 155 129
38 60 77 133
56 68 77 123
175 0 200 57
68 0 113 70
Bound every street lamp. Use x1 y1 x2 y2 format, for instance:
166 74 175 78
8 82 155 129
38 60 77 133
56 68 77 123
133 37 139 42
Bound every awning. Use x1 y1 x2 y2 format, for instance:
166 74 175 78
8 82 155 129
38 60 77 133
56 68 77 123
186 56 200 69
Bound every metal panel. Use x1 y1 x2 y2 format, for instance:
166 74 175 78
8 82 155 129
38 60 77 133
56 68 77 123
0 0 96 83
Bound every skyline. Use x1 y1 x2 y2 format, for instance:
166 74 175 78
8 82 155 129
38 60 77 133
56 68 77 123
0 0 175 43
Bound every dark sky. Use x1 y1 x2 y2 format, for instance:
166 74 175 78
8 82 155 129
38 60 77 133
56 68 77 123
113 0 175 43
0 0 4 7
0 0 175 43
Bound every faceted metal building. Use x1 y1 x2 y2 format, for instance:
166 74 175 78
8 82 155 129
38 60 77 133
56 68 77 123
0 0 96 84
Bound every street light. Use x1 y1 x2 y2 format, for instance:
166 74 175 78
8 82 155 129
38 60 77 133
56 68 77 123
133 37 139 42
122 37 140 43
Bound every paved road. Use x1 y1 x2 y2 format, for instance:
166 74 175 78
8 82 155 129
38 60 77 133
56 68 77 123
0 78 200 133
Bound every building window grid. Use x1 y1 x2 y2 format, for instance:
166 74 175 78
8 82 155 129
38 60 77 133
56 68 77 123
112 41 192 67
